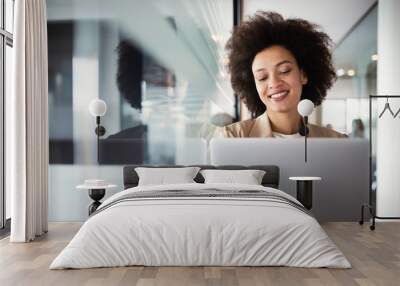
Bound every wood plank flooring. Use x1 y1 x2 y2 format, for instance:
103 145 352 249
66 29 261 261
0 222 399 286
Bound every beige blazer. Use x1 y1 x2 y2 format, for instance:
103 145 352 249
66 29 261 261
223 112 347 138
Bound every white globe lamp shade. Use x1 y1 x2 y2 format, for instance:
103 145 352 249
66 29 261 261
89 99 107 117
297 99 314 117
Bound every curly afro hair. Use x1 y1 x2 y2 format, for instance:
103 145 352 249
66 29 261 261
226 11 336 117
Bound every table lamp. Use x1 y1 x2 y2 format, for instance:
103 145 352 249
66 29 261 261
297 99 314 162
89 99 107 163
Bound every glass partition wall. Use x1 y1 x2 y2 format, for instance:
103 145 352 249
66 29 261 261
323 4 377 136
322 4 377 199
47 0 235 221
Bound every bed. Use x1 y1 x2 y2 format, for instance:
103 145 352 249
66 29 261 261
50 165 350 269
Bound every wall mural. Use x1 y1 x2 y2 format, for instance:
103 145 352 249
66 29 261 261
47 3 376 166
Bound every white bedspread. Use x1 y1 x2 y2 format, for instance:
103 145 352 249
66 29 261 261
50 183 351 269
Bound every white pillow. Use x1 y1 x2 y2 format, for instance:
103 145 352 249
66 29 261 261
200 169 266 185
135 167 201 186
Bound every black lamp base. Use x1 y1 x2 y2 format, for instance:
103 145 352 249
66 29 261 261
88 189 105 215
95 125 106 136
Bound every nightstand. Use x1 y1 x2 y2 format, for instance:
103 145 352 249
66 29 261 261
289 177 321 210
76 182 117 215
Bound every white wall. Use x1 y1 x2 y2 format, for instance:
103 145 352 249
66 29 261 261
376 0 400 217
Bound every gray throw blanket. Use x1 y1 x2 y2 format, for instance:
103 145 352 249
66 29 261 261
91 189 311 217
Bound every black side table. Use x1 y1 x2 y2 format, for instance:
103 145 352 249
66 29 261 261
289 177 321 210
77 184 117 215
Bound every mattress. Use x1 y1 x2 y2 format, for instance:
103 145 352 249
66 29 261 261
50 183 350 269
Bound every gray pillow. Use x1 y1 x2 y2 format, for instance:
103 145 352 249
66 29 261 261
135 167 201 186
200 169 266 185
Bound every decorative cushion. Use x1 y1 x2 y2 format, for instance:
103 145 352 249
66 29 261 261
135 167 201 186
200 169 266 185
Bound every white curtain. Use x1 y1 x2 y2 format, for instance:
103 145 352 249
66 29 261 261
9 0 48 242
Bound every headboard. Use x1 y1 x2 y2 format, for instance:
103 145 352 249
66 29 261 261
123 165 280 189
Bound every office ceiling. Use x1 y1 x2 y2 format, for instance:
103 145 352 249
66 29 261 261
243 0 377 45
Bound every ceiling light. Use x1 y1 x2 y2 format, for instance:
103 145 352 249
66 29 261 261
371 54 378 61
336 69 345 77
347 69 356 77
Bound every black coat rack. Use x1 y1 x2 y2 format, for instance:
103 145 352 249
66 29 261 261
360 95 400 230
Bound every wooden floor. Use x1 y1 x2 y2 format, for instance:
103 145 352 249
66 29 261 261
0 222 399 286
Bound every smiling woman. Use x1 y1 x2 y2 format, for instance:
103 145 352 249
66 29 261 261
222 11 346 138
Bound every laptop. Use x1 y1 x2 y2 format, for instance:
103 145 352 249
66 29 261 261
210 138 369 222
